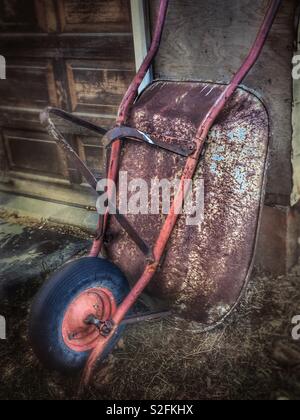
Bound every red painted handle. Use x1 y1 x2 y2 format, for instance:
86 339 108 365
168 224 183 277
117 0 170 124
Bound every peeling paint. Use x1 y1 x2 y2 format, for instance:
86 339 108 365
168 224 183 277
228 127 247 143
234 166 248 193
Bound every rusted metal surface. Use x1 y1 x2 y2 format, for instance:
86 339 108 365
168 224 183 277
107 80 269 325
111 205 153 258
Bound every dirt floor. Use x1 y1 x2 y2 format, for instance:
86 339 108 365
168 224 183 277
0 212 300 400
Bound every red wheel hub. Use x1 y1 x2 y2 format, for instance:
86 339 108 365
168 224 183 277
62 288 116 352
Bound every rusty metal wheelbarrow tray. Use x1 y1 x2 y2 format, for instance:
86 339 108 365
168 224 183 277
107 79 269 327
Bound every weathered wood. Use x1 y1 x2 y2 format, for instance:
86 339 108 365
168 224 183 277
35 0 58 32
0 0 135 194
66 60 135 115
0 34 134 61
256 205 300 274
2 129 68 177
57 0 132 33
0 0 41 32
150 0 297 203
77 135 105 178
0 59 58 109
0 107 116 133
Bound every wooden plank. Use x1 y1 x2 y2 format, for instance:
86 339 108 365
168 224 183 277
0 107 116 132
57 0 132 33
0 0 57 33
0 59 58 110
35 0 57 33
77 136 105 178
66 59 135 114
2 129 68 177
0 34 135 62
0 0 41 32
149 0 297 202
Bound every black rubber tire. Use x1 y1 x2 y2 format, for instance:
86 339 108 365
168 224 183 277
29 257 129 374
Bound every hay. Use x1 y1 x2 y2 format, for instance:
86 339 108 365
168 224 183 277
0 214 300 400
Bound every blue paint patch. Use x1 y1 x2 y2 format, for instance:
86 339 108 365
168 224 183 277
210 162 218 175
237 127 247 142
228 131 235 142
228 127 247 143
210 151 225 175
212 154 225 162
234 167 248 193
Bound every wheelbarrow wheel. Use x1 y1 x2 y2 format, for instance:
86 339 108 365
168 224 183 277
29 257 129 374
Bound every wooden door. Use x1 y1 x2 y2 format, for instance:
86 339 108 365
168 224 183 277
0 0 135 202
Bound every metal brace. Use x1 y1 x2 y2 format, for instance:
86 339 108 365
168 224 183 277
103 126 196 157
85 311 172 335
40 107 154 260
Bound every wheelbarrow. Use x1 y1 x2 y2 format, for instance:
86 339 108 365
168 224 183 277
29 0 282 388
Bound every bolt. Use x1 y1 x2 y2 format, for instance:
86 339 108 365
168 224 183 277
100 320 114 337
85 314 102 330
68 332 78 341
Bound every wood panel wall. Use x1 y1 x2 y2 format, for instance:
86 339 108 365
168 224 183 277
0 0 135 192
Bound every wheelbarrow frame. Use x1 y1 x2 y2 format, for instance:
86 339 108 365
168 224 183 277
40 0 282 387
